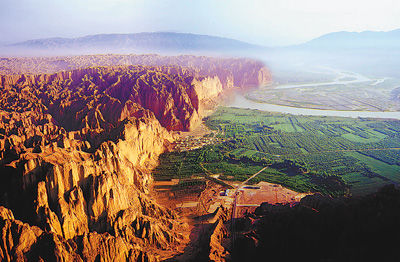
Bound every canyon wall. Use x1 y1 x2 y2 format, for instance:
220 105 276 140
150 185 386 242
0 55 270 261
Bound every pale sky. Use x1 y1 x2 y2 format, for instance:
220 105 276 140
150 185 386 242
0 0 399 46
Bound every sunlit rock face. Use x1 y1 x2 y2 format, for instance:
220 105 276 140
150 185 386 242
0 55 270 261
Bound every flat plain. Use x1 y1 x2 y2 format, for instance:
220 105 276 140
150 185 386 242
153 107 400 196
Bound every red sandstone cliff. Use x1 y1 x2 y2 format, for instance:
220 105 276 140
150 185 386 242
0 54 271 89
0 55 270 261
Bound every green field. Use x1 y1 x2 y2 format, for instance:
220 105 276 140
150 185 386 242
153 107 400 197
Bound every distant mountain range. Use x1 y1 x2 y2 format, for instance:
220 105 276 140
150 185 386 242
300 29 400 50
2 29 400 60
4 32 265 55
273 29 400 78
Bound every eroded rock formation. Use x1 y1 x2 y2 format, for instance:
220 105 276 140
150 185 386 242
0 55 271 90
0 55 270 261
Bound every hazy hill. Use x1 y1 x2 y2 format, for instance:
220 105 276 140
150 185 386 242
4 32 265 56
266 28 400 77
301 29 400 50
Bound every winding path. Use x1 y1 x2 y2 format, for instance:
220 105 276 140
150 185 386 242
230 166 268 246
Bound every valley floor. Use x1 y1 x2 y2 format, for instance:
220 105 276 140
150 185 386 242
154 107 400 198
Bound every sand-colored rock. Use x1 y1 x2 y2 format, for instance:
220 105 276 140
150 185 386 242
77 232 155 262
0 55 270 261
35 181 63 236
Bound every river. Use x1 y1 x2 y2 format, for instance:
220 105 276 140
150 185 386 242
274 69 373 90
228 93 400 120
228 67 400 120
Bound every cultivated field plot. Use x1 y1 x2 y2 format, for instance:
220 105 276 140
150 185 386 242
153 107 400 196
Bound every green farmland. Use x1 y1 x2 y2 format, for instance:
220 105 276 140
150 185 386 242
153 107 400 197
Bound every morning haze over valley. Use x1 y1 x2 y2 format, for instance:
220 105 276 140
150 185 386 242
0 0 400 261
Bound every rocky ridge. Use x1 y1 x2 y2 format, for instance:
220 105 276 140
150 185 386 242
0 55 270 261
0 54 271 89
